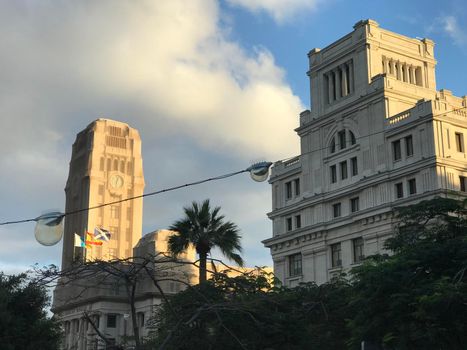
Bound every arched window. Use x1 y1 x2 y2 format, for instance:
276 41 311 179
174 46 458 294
350 130 356 145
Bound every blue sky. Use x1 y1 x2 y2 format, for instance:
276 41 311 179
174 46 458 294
0 0 466 274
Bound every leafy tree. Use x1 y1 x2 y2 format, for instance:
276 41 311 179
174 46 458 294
145 270 352 350
168 199 243 284
349 198 467 349
0 272 61 350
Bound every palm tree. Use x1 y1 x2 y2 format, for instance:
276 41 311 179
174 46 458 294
168 199 243 284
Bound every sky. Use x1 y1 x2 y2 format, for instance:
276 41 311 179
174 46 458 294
1 0 466 274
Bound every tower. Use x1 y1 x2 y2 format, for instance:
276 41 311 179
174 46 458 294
264 20 467 286
62 119 145 268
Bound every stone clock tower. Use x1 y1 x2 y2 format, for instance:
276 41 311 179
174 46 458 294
62 119 145 268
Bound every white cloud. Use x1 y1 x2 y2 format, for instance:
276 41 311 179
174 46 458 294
427 15 467 50
227 0 320 23
0 0 302 270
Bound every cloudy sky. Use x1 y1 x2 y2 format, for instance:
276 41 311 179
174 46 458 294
1 0 466 274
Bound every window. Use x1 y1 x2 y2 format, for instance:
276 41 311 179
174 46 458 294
295 215 301 229
110 206 120 219
353 237 364 263
340 161 348 180
460 176 466 192
330 165 337 183
350 197 359 213
286 217 293 231
100 158 105 171
107 314 117 328
330 138 336 153
455 133 464 152
408 178 417 195
137 312 145 327
405 135 413 157
351 157 358 176
285 182 292 199
350 131 356 145
294 178 300 196
338 130 346 150
109 227 118 240
108 248 118 258
333 203 341 218
392 140 401 161
289 254 302 276
395 182 404 199
331 243 342 267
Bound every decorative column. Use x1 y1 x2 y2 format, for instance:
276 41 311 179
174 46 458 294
349 61 354 93
334 68 341 99
327 73 333 104
341 65 348 97
404 64 410 83
410 66 417 85
390 60 396 76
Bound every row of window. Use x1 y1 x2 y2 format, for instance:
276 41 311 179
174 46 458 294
286 215 301 231
330 129 356 154
395 178 417 198
324 60 354 104
64 312 146 334
288 237 364 277
381 56 422 86
332 196 360 218
99 157 133 175
392 135 413 161
330 157 358 183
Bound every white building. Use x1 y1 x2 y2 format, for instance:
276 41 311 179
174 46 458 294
263 19 467 287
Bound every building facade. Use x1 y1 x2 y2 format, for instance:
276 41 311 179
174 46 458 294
263 19 467 287
62 119 145 268
53 230 197 350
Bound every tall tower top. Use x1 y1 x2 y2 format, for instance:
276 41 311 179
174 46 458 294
62 118 145 268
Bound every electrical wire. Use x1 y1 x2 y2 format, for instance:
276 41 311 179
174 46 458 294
0 104 465 227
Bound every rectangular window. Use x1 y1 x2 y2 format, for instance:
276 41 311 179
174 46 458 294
395 182 404 199
351 157 358 176
460 176 466 192
110 206 120 219
294 178 300 196
340 161 348 180
285 182 292 199
350 197 359 213
289 254 302 276
331 243 342 267
353 238 364 263
392 140 401 161
408 178 417 195
108 248 118 258
331 165 337 183
295 215 301 229
405 135 413 157
107 314 117 328
286 217 293 231
338 130 346 149
109 227 118 240
456 133 464 152
333 203 341 218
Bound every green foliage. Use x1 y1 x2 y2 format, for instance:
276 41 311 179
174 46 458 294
145 198 467 350
0 273 61 350
349 198 467 349
168 199 243 283
145 270 352 350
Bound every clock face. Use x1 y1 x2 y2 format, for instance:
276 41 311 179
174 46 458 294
109 174 124 189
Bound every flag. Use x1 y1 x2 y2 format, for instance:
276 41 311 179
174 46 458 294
94 227 111 241
86 232 103 247
74 233 86 248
